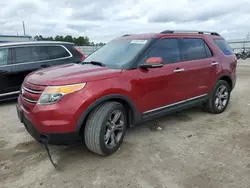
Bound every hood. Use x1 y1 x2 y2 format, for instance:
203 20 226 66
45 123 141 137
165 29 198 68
25 63 122 86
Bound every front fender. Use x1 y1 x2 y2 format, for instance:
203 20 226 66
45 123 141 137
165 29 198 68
75 94 141 132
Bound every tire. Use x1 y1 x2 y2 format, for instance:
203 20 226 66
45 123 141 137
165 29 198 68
204 80 231 114
84 102 127 156
241 54 247 60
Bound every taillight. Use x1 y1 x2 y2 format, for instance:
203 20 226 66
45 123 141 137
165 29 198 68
73 47 86 61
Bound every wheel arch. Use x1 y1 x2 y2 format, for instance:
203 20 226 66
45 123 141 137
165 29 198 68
217 74 233 91
76 94 141 133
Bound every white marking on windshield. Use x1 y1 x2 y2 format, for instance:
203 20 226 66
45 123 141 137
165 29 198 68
130 40 148 44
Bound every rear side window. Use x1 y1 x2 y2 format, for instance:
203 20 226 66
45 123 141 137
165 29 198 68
0 48 8 65
180 38 208 61
214 39 233 55
15 47 32 64
146 38 181 63
31 46 49 61
46 46 71 59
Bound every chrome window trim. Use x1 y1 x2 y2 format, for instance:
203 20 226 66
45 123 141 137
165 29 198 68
0 91 20 97
0 44 73 68
23 86 42 94
143 94 207 114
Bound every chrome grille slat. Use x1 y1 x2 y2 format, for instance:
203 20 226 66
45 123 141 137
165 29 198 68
22 96 37 103
21 83 45 104
23 86 42 94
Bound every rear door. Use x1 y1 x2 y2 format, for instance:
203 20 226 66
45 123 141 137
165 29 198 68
0 48 13 95
179 38 217 99
10 46 48 91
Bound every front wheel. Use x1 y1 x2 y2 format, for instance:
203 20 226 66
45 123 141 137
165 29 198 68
204 80 231 114
84 102 127 156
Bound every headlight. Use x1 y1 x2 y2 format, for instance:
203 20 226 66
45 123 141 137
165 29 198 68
38 83 86 104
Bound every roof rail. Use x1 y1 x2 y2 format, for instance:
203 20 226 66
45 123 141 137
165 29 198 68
122 34 131 37
160 30 220 36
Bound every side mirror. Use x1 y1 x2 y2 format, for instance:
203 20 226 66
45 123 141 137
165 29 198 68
139 57 163 69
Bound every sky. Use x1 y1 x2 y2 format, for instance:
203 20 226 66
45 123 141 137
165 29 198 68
1 0 250 43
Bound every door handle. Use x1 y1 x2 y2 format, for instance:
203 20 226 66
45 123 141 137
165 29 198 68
211 61 218 66
174 68 185 73
41 64 50 68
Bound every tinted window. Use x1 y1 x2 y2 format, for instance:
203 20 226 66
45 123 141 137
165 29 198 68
204 43 213 57
46 46 70 59
181 39 207 61
147 39 181 63
31 46 49 61
0 49 8 65
214 39 233 55
15 47 32 64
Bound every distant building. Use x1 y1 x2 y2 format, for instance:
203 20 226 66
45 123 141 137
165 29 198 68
227 38 250 52
0 35 32 43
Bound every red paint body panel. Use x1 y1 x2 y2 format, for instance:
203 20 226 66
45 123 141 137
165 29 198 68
17 32 237 136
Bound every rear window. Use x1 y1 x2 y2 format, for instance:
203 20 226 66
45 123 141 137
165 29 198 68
46 46 71 59
0 48 8 65
214 39 233 55
15 47 32 64
31 46 49 61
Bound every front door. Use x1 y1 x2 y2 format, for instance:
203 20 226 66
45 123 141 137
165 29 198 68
136 38 187 114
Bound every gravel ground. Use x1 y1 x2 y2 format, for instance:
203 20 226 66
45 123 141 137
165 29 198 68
0 60 250 188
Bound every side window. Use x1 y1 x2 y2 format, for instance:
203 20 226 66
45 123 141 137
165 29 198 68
0 48 8 65
46 46 70 59
180 38 207 61
146 38 181 63
15 47 32 64
204 43 213 57
31 46 49 61
214 39 233 55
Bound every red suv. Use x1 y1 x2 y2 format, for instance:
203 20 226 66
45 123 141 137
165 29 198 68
16 30 237 156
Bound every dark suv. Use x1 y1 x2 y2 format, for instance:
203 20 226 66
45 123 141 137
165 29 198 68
0 41 85 101
17 30 237 156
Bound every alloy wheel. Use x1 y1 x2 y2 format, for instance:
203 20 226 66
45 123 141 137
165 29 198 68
215 85 229 110
104 110 125 148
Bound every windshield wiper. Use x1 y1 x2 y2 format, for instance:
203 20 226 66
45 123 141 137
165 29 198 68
83 61 106 67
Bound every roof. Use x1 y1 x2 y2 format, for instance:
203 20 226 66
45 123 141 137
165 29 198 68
0 41 74 47
0 35 32 38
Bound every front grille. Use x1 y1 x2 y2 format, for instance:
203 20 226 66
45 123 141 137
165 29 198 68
23 86 42 94
21 82 46 104
22 95 37 103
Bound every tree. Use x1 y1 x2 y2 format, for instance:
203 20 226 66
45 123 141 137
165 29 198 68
64 35 73 42
33 34 100 46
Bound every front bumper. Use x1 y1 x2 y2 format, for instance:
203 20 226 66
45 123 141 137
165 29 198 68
16 103 81 145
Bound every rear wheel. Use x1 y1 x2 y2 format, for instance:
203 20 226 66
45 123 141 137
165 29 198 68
204 80 231 114
241 54 247 60
84 102 127 155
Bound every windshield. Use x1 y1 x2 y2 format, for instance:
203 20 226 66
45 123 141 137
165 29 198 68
83 39 150 69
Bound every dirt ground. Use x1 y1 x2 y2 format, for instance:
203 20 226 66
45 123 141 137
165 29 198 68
0 60 250 188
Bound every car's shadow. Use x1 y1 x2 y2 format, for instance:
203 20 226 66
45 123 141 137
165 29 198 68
52 106 212 170
0 98 18 106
